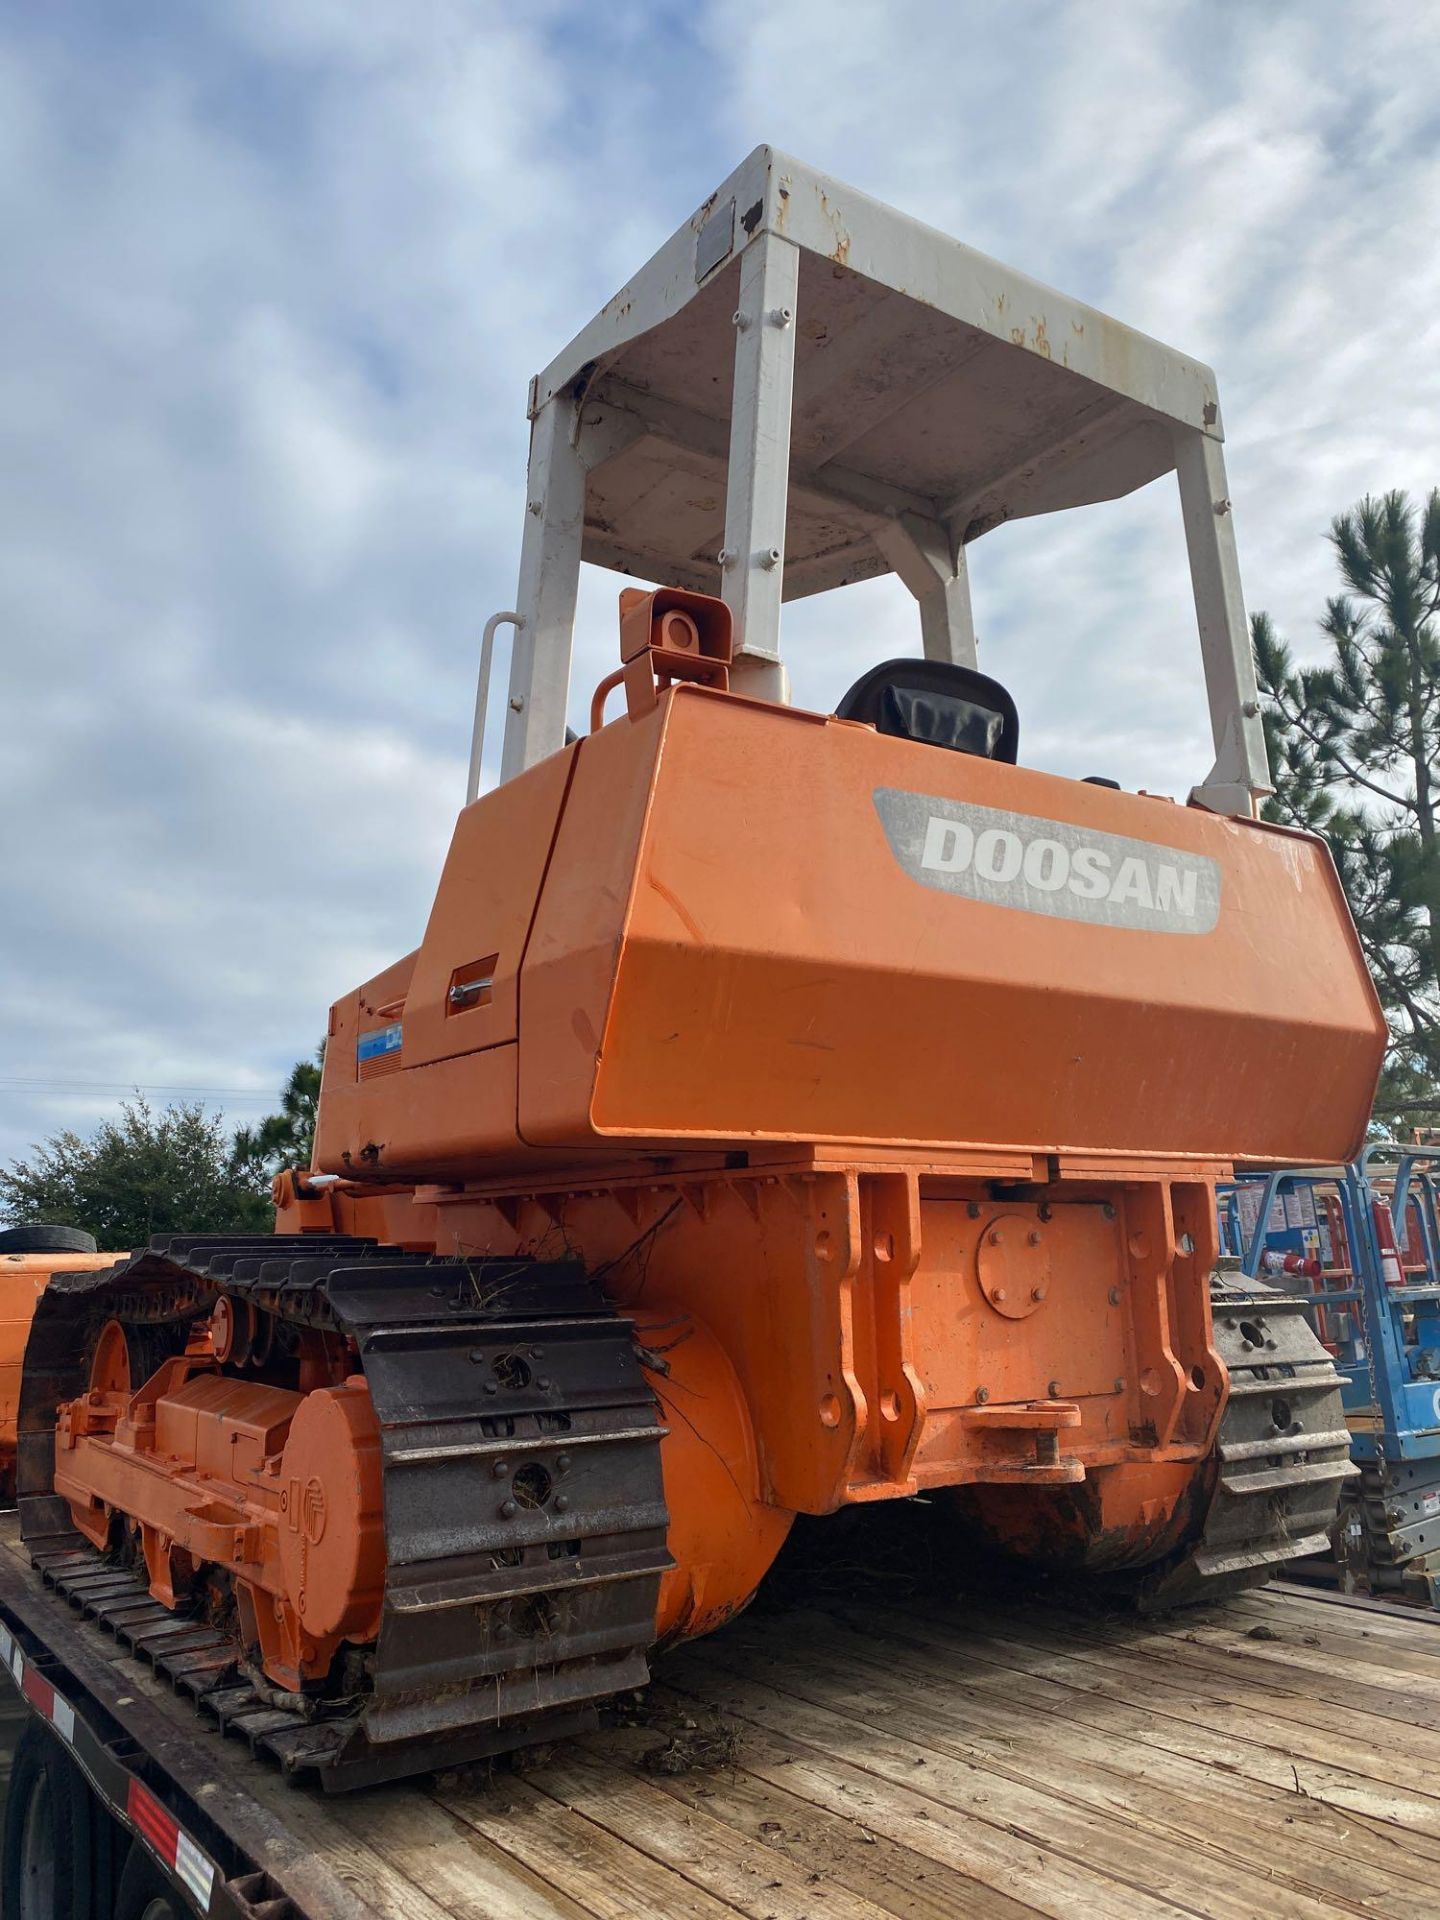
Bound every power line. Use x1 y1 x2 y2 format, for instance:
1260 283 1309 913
0 1078 280 1100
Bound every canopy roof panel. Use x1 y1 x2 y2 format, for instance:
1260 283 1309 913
535 148 1220 599
495 148 1267 818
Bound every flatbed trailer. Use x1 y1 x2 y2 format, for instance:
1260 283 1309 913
3 1516 1440 1918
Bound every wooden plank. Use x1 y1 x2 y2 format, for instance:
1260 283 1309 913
625 1695 1194 1920
839 1597 1440 1851
209 1785 458 1920
969 1587 1440 1704
582 1718 1044 1920
873 1590 1440 1777
668 1651 1347 1920
704 1730 1192 1919
1177 1604 1440 1693
679 1628 1428 1917
779 1606 1440 1892
529 1749 906 1920
434 1771 744 1920
947 1594 1440 1768
326 1789 597 1920
1174 1609 1440 1694
934 1593 1440 1745
1268 1581 1440 1632
1221 1588 1440 1678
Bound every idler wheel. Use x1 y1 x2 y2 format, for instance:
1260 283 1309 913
88 1317 182 1396
209 1293 256 1366
277 1377 385 1654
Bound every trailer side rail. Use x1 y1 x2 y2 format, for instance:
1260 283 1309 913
0 1544 367 1919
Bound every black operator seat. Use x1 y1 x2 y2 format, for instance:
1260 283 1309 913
835 659 1019 764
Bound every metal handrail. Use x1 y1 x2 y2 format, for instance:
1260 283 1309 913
466 611 524 805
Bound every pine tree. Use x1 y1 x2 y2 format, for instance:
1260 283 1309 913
1253 488 1440 1131
231 1045 324 1183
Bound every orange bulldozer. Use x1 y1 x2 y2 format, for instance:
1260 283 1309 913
0 1229 125 1506
18 150 1383 1790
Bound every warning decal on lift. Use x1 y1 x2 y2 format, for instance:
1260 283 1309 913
873 788 1221 935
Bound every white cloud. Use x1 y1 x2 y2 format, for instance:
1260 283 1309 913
2 1 1438 1169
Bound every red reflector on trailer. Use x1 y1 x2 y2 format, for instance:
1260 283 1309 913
19 1664 53 1719
127 1777 180 1860
125 1777 215 1911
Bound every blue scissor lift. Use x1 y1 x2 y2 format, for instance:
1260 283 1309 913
1223 1146 1440 1603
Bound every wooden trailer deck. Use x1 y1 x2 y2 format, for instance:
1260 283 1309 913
4 1511 1440 1919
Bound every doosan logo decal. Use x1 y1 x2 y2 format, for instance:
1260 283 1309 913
921 816 1198 912
872 788 1221 934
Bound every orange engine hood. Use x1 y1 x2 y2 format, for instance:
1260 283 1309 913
319 685 1385 1178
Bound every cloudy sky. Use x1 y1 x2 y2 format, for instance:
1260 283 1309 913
2 0 1438 1172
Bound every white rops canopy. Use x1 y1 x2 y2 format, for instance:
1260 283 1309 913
483 146 1269 817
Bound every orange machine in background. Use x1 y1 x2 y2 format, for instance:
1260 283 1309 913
0 1230 124 1504
19 151 1385 1791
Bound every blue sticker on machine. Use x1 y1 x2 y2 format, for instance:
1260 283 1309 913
357 1022 403 1063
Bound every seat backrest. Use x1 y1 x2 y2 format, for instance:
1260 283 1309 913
835 659 1019 764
